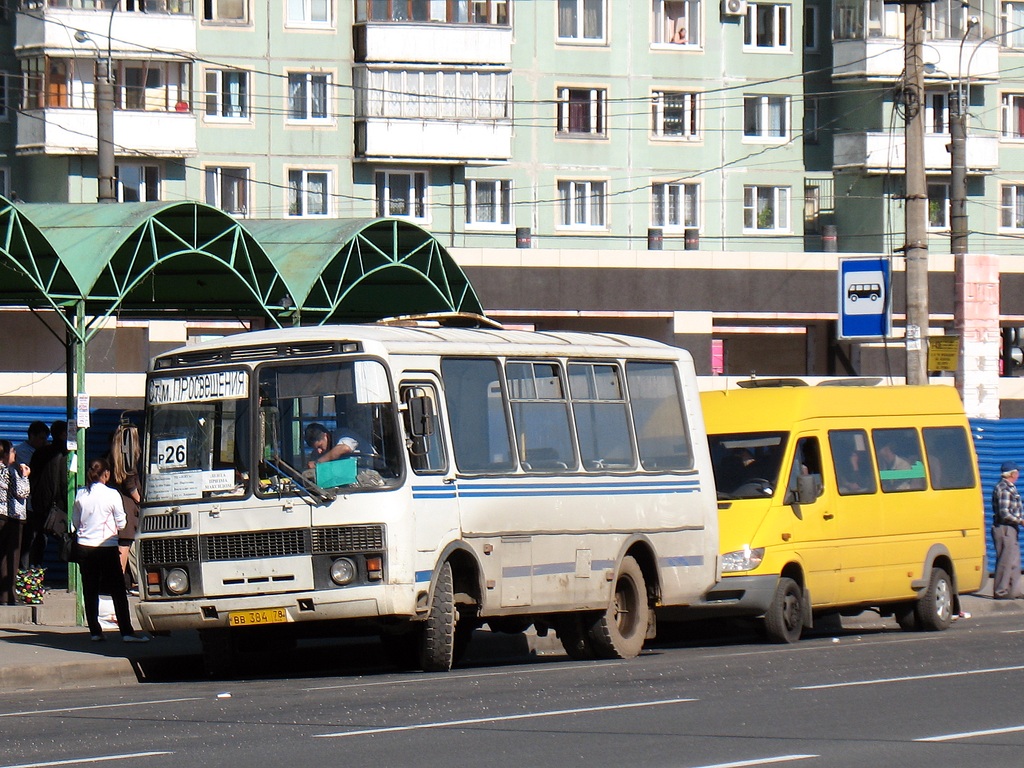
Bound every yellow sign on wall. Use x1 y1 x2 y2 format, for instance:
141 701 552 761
928 336 960 372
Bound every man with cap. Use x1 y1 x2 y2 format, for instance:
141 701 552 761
991 460 1023 599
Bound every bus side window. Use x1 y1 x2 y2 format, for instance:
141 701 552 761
923 426 975 490
441 358 516 473
402 384 447 474
786 436 824 503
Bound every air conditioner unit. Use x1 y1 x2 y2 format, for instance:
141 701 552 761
722 0 747 16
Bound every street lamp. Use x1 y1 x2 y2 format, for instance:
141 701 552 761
73 6 118 203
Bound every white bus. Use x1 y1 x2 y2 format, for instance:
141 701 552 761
135 321 719 673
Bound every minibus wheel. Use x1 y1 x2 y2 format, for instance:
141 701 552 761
588 555 650 659
421 560 456 672
915 566 953 631
764 577 804 643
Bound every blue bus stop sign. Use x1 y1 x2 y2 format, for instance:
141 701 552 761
838 256 891 340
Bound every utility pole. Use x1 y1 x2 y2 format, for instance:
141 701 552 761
903 2 929 385
96 58 115 203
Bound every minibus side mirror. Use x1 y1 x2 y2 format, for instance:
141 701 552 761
406 390 435 439
796 474 820 503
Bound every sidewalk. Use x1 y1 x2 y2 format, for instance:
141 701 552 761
1 583 1021 694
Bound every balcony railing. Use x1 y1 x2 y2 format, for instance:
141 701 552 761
23 0 193 13
834 132 999 172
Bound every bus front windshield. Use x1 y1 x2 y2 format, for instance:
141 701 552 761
707 432 787 500
256 359 402 494
145 371 250 503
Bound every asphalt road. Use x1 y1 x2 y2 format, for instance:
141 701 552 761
2 613 1023 768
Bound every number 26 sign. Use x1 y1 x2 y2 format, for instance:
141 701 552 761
156 438 188 469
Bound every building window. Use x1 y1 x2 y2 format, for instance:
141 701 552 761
652 91 699 139
744 2 790 49
928 183 950 230
288 169 330 217
652 182 699 230
1004 2 1024 48
116 164 159 202
926 90 949 135
1002 93 1024 139
466 179 512 226
204 0 247 22
743 95 788 139
287 0 330 24
376 170 428 221
205 167 249 216
556 87 607 135
926 0 978 40
355 0 508 23
0 73 8 121
557 0 605 41
743 185 790 232
205 70 248 119
653 0 700 46
804 95 819 143
355 68 510 121
1001 184 1024 229
288 72 330 121
804 5 818 49
557 180 606 228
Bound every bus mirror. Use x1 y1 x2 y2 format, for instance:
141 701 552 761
406 391 434 439
796 474 820 503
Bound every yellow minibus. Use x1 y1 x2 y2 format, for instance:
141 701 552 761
699 383 985 642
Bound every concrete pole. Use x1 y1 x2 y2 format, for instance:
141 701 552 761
96 59 116 203
904 3 929 385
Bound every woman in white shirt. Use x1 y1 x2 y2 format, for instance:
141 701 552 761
73 457 147 643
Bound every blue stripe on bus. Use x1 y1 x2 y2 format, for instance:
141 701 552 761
659 555 706 568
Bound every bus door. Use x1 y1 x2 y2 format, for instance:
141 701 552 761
401 380 460 584
784 435 839 606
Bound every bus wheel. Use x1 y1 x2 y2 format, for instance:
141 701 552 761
894 603 919 631
764 577 804 643
421 560 456 672
915 567 953 631
557 614 599 660
588 556 650 659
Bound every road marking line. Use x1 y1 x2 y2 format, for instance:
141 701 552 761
688 756 819 768
313 696 697 738
0 751 172 768
794 665 1024 690
0 698 202 719
305 661 614 691
916 724 1024 742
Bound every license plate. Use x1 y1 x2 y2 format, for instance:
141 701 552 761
228 608 287 627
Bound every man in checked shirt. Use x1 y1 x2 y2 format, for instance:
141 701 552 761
992 461 1024 599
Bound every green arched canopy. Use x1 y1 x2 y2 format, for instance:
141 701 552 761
0 198 483 342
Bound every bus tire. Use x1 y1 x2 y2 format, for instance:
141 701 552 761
894 603 919 631
421 560 456 672
915 566 953 631
764 577 804 643
588 555 649 659
558 614 599 660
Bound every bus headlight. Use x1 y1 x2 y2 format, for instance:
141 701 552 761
330 557 357 585
165 568 190 595
721 546 764 573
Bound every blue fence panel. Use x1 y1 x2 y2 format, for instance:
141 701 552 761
970 417 1024 575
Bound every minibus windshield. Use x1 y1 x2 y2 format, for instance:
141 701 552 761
708 432 787 499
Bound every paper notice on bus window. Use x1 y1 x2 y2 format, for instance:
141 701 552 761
203 469 235 492
355 360 389 403
146 471 203 501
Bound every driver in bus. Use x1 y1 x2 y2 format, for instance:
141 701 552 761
304 422 362 469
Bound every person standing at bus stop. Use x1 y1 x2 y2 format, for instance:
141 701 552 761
991 460 1024 600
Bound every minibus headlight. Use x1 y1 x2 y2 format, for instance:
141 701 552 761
330 557 357 586
165 568 190 595
721 546 764 573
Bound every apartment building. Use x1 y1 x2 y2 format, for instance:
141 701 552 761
3 0 1024 413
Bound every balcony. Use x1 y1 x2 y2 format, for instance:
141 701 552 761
355 119 511 163
833 38 999 81
353 22 511 65
17 109 197 156
834 132 998 173
16 4 196 57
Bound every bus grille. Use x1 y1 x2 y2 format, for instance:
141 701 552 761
202 529 308 561
140 512 191 533
142 536 199 564
312 524 385 553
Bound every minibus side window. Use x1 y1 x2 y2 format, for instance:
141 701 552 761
569 362 635 471
872 428 927 492
441 358 516 473
923 426 976 490
786 436 823 502
506 361 577 472
829 429 877 496
625 361 693 470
